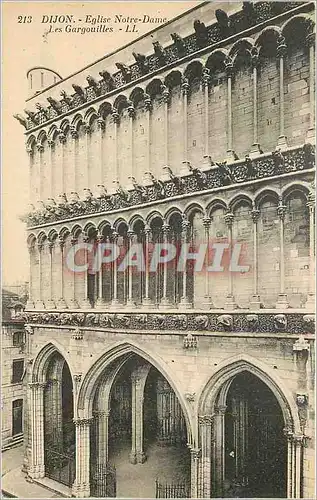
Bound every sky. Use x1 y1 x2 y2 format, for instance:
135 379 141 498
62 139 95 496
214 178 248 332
2 1 198 285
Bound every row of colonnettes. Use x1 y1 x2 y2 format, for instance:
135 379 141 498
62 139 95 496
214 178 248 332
24 15 315 206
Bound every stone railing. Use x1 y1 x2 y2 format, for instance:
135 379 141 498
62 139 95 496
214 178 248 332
19 310 315 335
23 144 315 227
17 1 308 131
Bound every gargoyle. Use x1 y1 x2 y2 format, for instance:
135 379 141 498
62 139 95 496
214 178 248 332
242 1 255 19
153 41 167 62
144 172 165 198
57 193 68 207
162 166 184 192
189 165 208 187
86 75 101 95
303 142 315 168
215 9 230 29
47 96 62 114
217 314 233 330
99 70 115 90
60 90 73 106
24 109 39 125
13 114 28 128
132 52 149 74
272 149 284 171
170 33 186 55
115 62 132 82
111 181 129 202
72 84 86 101
218 162 232 185
35 103 50 118
45 198 57 212
193 20 209 48
83 188 99 207
246 314 259 330
194 315 209 329
303 315 315 333
127 177 147 200
245 155 257 178
96 184 108 198
274 314 287 331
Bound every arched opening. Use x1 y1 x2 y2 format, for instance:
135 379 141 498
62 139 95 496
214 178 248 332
43 352 75 487
222 371 287 498
90 353 191 498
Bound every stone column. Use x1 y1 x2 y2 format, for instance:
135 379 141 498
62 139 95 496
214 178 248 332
276 200 289 309
306 33 315 142
199 416 213 498
180 77 192 175
83 123 91 189
81 233 92 309
70 126 78 194
127 102 135 178
159 223 172 310
26 145 35 207
95 233 106 309
144 93 152 173
57 237 67 308
276 35 288 149
225 57 236 162
250 48 262 156
58 130 67 194
112 108 119 180
306 193 315 308
110 230 121 309
284 431 305 499
35 242 45 309
202 217 213 308
126 230 138 308
161 84 170 168
213 405 227 498
129 364 151 464
72 418 92 498
68 236 79 308
95 410 110 465
224 212 237 309
189 447 201 498
45 378 63 445
36 142 44 201
179 217 192 310
46 240 56 309
26 244 35 309
28 382 46 480
142 225 153 309
97 117 105 184
201 68 213 169
250 207 261 308
47 139 55 198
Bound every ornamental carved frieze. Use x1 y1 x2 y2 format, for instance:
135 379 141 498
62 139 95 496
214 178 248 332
23 145 315 228
16 2 305 132
19 311 314 336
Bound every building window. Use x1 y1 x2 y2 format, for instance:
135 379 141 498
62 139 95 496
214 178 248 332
12 359 24 383
12 331 25 347
12 399 23 435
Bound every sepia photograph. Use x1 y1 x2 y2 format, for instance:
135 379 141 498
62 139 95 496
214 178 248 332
1 1 316 498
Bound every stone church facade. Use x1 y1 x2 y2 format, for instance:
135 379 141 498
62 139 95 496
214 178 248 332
16 2 315 498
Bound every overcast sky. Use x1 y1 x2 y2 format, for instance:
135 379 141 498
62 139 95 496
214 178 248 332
2 1 197 285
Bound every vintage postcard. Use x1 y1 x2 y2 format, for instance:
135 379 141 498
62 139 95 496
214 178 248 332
1 1 315 499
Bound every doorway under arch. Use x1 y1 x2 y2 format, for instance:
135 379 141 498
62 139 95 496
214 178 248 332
90 353 191 498
221 371 287 498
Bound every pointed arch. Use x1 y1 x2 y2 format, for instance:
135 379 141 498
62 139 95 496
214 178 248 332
164 206 183 224
254 187 280 208
229 37 255 63
164 69 183 89
98 100 113 119
184 60 204 81
206 198 228 215
146 210 164 225
184 201 205 219
31 340 75 383
83 106 99 125
76 340 194 444
146 78 164 99
228 193 253 212
281 14 314 42
197 353 301 433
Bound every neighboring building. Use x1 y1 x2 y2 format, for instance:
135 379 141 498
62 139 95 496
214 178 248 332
1 289 27 450
15 2 315 498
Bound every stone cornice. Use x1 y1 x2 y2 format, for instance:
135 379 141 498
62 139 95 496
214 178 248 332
19 310 315 335
19 2 313 133
23 144 315 229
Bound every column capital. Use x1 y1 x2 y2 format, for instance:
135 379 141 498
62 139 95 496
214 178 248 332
276 35 287 58
198 415 214 426
202 216 211 228
306 32 315 48
48 240 55 252
251 209 260 223
307 192 315 210
83 122 91 135
144 224 152 236
26 146 34 156
82 232 90 243
111 229 119 242
215 404 227 415
47 138 55 149
201 67 210 88
224 212 234 227
277 203 287 221
144 93 152 111
73 417 93 427
28 381 46 390
189 447 201 460
70 125 78 139
127 100 135 118
181 77 190 96
36 142 44 153
57 130 67 144
58 236 65 249
71 235 78 246
112 107 120 124
37 242 44 252
162 223 170 235
225 56 234 78
97 117 105 130
250 46 260 68
96 232 105 244
161 84 170 103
